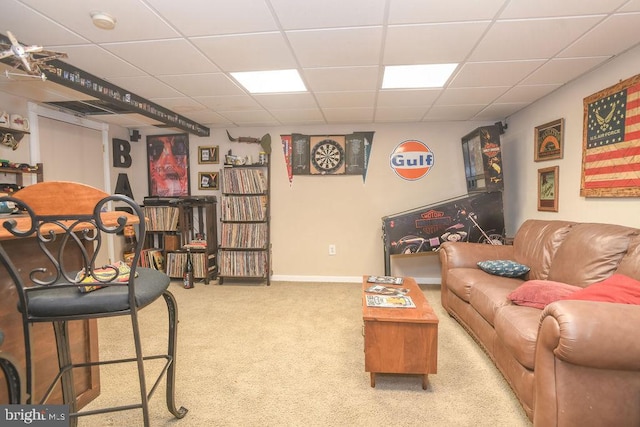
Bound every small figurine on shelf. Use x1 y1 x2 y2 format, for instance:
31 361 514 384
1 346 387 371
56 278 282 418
183 249 194 289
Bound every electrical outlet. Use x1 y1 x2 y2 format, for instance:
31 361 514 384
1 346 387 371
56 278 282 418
329 244 336 256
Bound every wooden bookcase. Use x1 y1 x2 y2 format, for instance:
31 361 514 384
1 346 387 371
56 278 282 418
142 196 218 284
218 158 270 285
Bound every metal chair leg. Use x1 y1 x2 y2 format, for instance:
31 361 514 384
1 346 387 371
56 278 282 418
130 309 151 427
0 356 22 403
52 321 78 427
162 291 188 419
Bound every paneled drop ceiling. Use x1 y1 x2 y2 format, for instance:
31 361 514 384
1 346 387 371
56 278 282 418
1 0 640 130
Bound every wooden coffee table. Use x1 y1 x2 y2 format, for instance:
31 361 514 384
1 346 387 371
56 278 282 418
362 276 438 389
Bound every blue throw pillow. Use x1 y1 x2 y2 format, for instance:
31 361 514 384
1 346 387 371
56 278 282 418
477 260 530 278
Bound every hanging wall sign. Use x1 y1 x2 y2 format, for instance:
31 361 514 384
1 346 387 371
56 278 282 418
281 131 374 182
389 139 435 180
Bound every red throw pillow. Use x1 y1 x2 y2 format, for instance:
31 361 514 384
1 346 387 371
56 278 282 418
559 274 640 304
508 280 582 309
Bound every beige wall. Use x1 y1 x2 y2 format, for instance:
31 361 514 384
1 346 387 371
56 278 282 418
501 44 640 237
2 43 639 282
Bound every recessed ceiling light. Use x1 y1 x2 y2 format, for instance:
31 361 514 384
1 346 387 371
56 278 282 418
91 12 117 30
382 64 458 89
231 69 307 94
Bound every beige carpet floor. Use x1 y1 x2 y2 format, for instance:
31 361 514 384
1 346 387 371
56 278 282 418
80 281 531 427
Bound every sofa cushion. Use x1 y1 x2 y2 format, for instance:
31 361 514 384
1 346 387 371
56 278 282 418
447 268 488 303
470 279 522 325
494 305 541 370
508 280 582 309
559 274 640 304
616 234 640 279
513 220 575 280
477 260 530 278
547 223 639 285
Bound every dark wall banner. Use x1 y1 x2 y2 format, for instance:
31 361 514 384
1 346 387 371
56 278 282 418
281 131 374 182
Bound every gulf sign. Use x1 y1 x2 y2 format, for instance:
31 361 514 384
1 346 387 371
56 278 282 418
389 139 435 180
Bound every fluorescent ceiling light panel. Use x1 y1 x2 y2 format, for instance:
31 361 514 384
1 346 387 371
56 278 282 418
382 64 458 89
231 69 307 94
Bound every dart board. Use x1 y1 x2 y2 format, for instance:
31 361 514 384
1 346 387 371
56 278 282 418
310 137 346 174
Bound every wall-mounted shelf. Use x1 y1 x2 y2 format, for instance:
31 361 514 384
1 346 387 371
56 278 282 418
0 125 30 143
0 163 43 187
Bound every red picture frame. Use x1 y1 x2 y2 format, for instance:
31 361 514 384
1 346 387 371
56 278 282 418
146 133 190 197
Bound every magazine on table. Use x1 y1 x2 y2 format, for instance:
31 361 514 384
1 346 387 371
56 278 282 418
365 295 416 308
365 284 409 296
367 275 404 285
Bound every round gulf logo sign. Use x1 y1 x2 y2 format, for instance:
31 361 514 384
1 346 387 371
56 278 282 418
390 139 435 180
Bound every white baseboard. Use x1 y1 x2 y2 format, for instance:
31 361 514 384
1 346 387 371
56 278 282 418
271 275 441 285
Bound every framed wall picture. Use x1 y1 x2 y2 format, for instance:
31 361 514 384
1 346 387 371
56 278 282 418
581 73 640 197
534 118 564 161
538 166 559 212
198 172 219 190
198 146 219 164
146 133 190 197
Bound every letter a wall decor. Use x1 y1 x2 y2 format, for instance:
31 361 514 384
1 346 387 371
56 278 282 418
281 132 374 183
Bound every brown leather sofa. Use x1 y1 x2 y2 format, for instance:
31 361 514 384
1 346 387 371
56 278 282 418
439 219 640 426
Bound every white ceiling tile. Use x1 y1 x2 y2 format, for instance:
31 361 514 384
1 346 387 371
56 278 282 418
253 93 318 109
384 23 489 64
270 0 386 30
59 45 146 79
192 33 297 72
287 27 383 67
0 1 88 46
316 92 376 108
101 40 219 75
269 109 325 124
496 84 560 103
157 73 244 97
377 90 440 107
388 0 506 24
436 87 510 105
303 67 380 92
20 0 180 43
375 107 427 122
146 0 278 36
219 110 279 125
499 0 629 18
470 16 604 61
559 13 640 58
619 0 640 11
2 0 638 127
107 76 183 99
322 108 374 123
522 57 609 85
450 60 546 87
149 97 207 113
473 103 529 120
424 105 489 121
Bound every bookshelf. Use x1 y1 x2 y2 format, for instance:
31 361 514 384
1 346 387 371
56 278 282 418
142 196 218 283
219 159 270 285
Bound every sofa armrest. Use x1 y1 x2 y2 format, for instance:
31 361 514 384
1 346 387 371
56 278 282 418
535 300 640 426
539 300 640 369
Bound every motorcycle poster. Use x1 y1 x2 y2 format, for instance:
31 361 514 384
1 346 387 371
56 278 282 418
382 191 505 267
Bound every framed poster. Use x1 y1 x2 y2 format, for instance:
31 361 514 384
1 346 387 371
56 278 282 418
146 133 190 197
198 146 219 164
581 73 640 197
198 172 219 190
534 119 564 161
538 166 559 212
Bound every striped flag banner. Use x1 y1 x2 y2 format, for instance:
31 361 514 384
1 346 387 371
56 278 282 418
582 73 640 197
